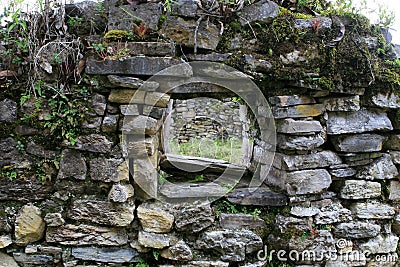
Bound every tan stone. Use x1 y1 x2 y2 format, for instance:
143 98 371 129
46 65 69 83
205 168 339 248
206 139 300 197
144 92 170 108
15 205 45 245
109 89 144 104
0 252 19 267
0 235 12 248
137 203 174 233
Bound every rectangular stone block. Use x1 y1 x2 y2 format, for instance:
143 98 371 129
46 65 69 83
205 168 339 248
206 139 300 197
389 181 400 201
268 95 315 107
339 180 381 199
320 95 360 111
272 104 325 119
122 115 161 135
117 42 175 56
277 132 325 151
72 247 139 263
350 202 395 219
286 169 332 196
274 151 342 171
331 134 386 152
108 90 142 104
276 118 323 135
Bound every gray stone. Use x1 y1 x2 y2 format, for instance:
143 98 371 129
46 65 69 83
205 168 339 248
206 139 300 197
175 202 214 233
288 230 335 261
334 222 380 239
122 115 161 135
101 114 118 133
44 213 65 227
359 234 399 254
219 213 266 230
286 169 331 195
350 201 395 219
108 3 162 31
57 149 87 180
244 54 272 72
0 137 29 168
315 203 352 224
143 105 165 119
277 133 325 150
0 99 17 122
15 205 45 245
108 75 144 89
0 235 12 248
0 252 18 267
15 125 39 136
72 247 139 263
12 253 53 266
161 240 193 261
385 134 400 150
187 52 231 62
276 119 323 135
389 151 400 164
294 17 332 30
109 89 138 104
182 261 229 267
340 180 381 199
268 95 315 107
290 206 320 217
120 104 139 115
90 157 128 183
371 91 400 108
26 141 58 159
329 166 357 178
238 0 279 25
137 202 174 233
133 157 158 199
86 56 181 75
331 134 386 152
46 224 128 246
356 154 398 180
90 93 106 116
272 104 325 119
83 116 102 129
275 215 311 233
389 180 400 201
108 183 135 202
327 110 393 134
138 231 171 249
161 16 220 50
274 151 341 171
171 0 198 17
320 95 360 111
68 199 134 227
196 229 263 262
68 134 113 153
393 214 400 234
227 187 288 206
280 50 307 64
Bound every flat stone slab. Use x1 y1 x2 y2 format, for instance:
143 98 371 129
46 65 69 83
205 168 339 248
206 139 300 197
268 95 315 107
219 213 266 230
227 187 288 206
339 180 381 199
109 42 176 56
86 57 181 76
277 132 325 150
272 104 325 119
159 182 228 200
72 247 139 263
331 134 386 152
274 151 342 171
276 118 323 135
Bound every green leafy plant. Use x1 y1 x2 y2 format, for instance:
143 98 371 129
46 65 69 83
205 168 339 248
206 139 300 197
152 250 160 261
187 174 205 183
16 140 25 152
135 258 150 267
67 15 83 28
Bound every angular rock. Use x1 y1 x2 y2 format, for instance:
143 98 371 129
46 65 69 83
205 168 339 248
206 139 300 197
196 229 263 262
385 134 400 150
161 16 220 50
15 205 45 245
86 57 181 76
171 0 199 17
57 149 86 180
327 110 393 134
138 231 170 249
90 157 128 182
339 180 381 199
274 151 341 171
285 169 331 195
371 92 400 108
26 141 59 159
268 95 315 107
12 253 53 266
120 104 139 115
227 187 288 206
329 166 357 178
72 247 139 263
90 93 106 116
187 52 231 62
137 203 174 233
101 115 118 133
288 230 335 261
389 180 400 201
331 134 385 152
0 98 17 122
350 201 395 219
143 105 165 119
68 134 113 153
334 222 380 239
44 213 65 227
389 151 400 164
108 75 144 88
0 235 12 248
359 235 399 254
0 137 30 168
110 42 175 57
175 202 214 232
46 224 128 246
132 158 158 199
276 118 323 135
219 213 266 230
68 200 134 227
320 95 360 111
315 203 352 224
294 17 332 30
356 154 398 180
122 115 161 135
277 133 325 150
0 252 18 267
393 214 400 234
108 183 135 202
182 261 229 267
238 0 279 25
290 206 320 217
272 104 325 119
244 54 272 72
161 240 193 261
109 89 137 104
144 92 170 108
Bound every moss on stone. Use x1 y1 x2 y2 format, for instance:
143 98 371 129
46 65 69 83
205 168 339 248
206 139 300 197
104 30 129 42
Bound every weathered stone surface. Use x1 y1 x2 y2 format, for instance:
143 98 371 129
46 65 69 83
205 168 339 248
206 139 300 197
276 118 323 135
393 214 400 234
275 215 311 233
86 57 181 75
133 158 158 199
170 0 198 17
315 202 352 224
238 0 279 25
219 213 266 230
144 92 170 108
0 137 30 168
389 150 400 164
101 115 118 133
0 235 12 248
244 54 272 72
122 115 161 135
272 104 324 119
227 187 288 206
371 91 400 108
68 200 134 227
108 3 162 31
350 201 395 219
356 154 398 180
175 202 214 233
385 134 400 150
108 75 144 88
161 16 220 50
108 183 135 202
138 231 171 249
334 222 380 239
111 42 175 57
340 180 381 199
143 105 165 119
0 98 17 122
331 134 386 152
0 177 52 202
0 252 18 267
90 157 128 182
359 235 399 254
294 17 332 30
389 180 400 201
46 224 128 246
196 229 263 262
161 240 193 261
120 104 139 115
366 256 397 267
137 203 174 233
26 141 58 159
286 169 331 195
329 165 357 178
15 205 45 245
327 110 393 134
68 134 113 153
44 213 64 227
289 206 320 217
187 52 231 62
181 261 230 267
57 149 86 180
72 247 139 263
109 89 137 104
12 253 53 266
90 93 106 116
274 151 341 171
269 95 315 107
320 95 360 111
277 133 325 150
325 253 367 267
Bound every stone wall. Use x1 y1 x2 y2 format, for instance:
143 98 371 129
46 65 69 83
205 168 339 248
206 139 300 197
0 0 400 266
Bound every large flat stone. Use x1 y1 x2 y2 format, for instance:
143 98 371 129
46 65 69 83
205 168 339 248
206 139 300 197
122 115 161 135
276 119 323 135
285 169 332 195
15 205 45 245
57 149 86 180
86 57 181 75
72 247 139 263
334 222 381 239
90 157 128 182
327 110 393 135
12 253 53 266
371 91 400 108
227 187 288 206
0 252 18 267
137 203 174 233
350 201 395 219
274 151 342 171
277 132 325 150
238 0 279 25
67 134 113 153
359 234 399 254
356 154 398 180
219 213 266 230
138 231 171 249
110 42 175 56
320 95 360 111
0 99 17 122
175 202 214 233
339 180 381 199
331 134 386 152
268 95 315 107
272 104 325 119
